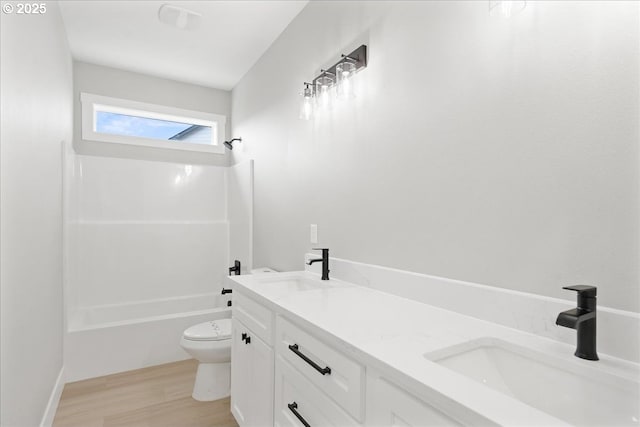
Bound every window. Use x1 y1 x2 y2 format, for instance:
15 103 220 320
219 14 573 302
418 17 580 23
81 93 226 154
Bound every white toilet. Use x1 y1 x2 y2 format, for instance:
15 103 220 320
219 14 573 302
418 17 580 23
180 319 232 401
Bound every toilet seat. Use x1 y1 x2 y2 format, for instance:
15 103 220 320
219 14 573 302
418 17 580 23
183 319 232 341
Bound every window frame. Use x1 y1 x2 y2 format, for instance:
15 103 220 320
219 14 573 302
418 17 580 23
80 93 226 154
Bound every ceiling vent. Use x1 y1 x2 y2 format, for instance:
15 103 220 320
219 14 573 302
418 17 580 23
158 4 202 31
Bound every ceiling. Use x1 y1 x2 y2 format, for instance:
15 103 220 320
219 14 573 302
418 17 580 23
59 1 308 90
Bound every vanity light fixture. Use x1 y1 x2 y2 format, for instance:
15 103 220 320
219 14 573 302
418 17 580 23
489 0 527 18
298 44 367 120
223 138 242 150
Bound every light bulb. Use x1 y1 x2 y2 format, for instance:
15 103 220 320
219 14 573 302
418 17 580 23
336 60 356 99
319 84 330 108
315 74 334 110
299 84 314 120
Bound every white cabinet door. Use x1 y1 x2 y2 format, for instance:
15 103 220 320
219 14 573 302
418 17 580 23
231 318 250 426
248 327 274 426
366 373 462 427
231 318 274 427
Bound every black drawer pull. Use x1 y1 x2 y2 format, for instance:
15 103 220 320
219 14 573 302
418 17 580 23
287 402 310 427
245 336 251 344
241 333 247 341
288 344 331 375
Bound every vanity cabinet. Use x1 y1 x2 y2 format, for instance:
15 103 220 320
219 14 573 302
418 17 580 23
231 286 457 427
231 292 275 427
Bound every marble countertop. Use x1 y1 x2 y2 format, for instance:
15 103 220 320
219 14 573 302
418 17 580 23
228 271 640 426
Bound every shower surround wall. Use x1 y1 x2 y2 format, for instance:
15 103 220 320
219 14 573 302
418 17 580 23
66 155 229 315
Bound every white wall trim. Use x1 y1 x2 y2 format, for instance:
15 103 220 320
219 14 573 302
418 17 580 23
39 367 65 427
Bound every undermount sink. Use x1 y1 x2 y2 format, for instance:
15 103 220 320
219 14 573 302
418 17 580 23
425 337 639 426
254 273 336 292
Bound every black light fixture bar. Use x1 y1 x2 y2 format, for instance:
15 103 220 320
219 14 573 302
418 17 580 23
311 44 367 88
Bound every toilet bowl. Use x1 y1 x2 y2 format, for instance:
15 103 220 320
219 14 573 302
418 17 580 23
180 319 232 401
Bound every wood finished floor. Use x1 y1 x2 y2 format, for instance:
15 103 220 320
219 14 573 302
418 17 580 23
53 359 238 427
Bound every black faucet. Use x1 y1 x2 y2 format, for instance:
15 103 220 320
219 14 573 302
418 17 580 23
229 260 241 276
307 248 330 280
556 285 598 361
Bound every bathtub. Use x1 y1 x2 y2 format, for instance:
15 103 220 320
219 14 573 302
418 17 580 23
65 292 231 382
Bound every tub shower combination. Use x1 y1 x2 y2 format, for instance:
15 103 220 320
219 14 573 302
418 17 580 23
63 151 252 382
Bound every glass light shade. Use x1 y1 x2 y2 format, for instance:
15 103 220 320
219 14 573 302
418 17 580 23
315 75 334 110
299 85 313 120
336 60 356 99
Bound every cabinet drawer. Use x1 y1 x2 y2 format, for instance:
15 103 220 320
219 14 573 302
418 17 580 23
274 356 359 427
234 291 273 345
276 317 364 421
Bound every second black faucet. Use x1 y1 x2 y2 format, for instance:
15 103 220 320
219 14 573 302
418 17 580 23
556 285 598 361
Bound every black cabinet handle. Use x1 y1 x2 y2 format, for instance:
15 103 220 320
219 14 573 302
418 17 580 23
287 402 310 427
288 344 331 375
245 336 251 344
241 333 247 341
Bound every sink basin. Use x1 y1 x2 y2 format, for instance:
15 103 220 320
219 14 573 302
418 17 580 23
425 338 639 426
253 273 336 292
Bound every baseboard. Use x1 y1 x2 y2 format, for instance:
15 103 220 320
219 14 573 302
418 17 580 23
40 367 65 427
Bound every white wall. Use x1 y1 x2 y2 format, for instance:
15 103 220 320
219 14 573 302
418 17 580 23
67 155 229 312
0 3 73 426
231 1 639 312
73 61 231 166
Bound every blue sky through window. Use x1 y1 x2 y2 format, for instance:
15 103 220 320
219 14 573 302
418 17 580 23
95 111 194 140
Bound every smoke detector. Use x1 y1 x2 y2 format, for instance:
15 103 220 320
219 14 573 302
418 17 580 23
158 4 202 31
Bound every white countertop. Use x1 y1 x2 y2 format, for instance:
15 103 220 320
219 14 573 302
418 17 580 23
229 271 640 426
